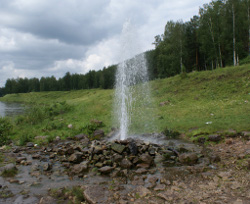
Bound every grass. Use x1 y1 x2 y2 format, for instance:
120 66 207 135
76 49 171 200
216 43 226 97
0 64 249 144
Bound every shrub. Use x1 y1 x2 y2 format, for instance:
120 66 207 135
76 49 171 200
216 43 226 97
162 127 180 139
0 117 13 146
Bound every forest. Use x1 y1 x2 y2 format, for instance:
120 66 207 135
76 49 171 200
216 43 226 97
0 0 249 96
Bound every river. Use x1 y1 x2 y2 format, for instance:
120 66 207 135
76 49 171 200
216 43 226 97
0 101 26 117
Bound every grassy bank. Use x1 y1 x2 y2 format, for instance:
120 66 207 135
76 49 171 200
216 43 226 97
0 64 249 144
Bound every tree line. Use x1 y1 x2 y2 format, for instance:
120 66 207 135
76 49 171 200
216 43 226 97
1 0 249 96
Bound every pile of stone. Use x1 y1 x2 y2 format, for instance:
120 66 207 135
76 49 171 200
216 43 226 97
35 137 203 177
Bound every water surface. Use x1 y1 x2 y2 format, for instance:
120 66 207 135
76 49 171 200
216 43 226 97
0 101 26 117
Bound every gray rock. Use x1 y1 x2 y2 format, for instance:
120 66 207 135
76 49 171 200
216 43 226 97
71 161 88 174
74 134 87 141
139 153 153 164
26 142 34 147
0 163 17 174
93 129 104 139
16 157 27 163
68 152 83 163
120 158 132 169
111 143 126 154
208 134 222 142
179 153 198 165
43 162 52 171
98 166 113 174
113 154 123 163
83 185 109 204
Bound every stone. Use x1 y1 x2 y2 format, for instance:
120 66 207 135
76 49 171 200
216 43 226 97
113 154 123 163
208 134 222 142
68 152 83 163
26 142 34 147
128 140 138 155
154 184 166 191
16 157 27 163
43 162 52 171
74 134 87 141
83 185 109 204
135 186 151 197
98 166 113 174
179 153 198 165
65 147 74 155
0 163 17 174
93 129 104 139
71 161 88 174
32 154 41 159
111 143 126 154
68 124 73 129
136 163 150 169
120 158 132 169
198 137 206 144
135 168 148 174
139 153 153 164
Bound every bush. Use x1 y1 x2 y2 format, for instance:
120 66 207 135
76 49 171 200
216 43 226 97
162 127 180 139
0 117 13 146
239 56 250 65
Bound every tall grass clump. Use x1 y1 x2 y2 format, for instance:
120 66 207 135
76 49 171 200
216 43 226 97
0 117 13 146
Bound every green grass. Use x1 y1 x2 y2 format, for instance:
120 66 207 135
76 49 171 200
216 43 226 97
0 64 249 143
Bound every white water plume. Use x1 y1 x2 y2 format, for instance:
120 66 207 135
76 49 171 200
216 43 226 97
114 21 155 140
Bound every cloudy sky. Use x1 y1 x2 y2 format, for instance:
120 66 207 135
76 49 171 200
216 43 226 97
0 0 211 86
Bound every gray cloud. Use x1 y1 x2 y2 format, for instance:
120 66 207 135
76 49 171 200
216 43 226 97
0 0 211 86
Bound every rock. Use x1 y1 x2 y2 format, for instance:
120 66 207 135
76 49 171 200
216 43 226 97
16 157 27 163
209 154 221 163
242 131 250 139
93 129 104 139
65 147 74 155
68 124 73 129
0 163 17 174
136 163 150 169
95 162 103 168
74 134 87 141
26 142 35 147
179 153 198 165
128 140 138 155
71 161 88 174
135 186 151 197
68 152 83 163
154 184 166 191
135 168 148 174
139 153 153 165
113 154 123 163
111 143 126 154
31 163 39 171
43 162 52 171
198 137 206 144
98 166 113 174
32 154 41 159
39 196 58 204
55 136 60 141
83 185 109 204
208 134 222 142
120 158 132 169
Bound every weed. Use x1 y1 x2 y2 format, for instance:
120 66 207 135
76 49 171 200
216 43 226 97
1 168 18 177
0 117 13 146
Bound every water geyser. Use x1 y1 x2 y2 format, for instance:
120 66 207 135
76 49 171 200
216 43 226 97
114 21 155 140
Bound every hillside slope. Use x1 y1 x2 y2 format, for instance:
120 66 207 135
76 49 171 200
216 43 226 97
1 64 249 140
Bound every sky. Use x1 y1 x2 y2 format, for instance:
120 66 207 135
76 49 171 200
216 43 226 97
0 0 211 87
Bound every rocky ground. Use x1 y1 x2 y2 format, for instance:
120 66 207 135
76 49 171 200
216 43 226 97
0 132 249 204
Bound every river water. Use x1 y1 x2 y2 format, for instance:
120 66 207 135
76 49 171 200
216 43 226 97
0 101 26 117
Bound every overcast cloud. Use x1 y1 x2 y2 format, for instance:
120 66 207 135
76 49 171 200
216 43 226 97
0 0 211 86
